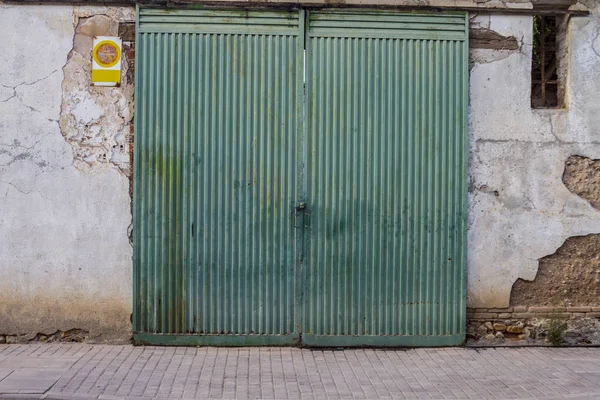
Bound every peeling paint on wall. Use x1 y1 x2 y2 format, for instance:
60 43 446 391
0 4 134 342
510 234 600 307
506 155 600 309
59 9 135 177
468 6 600 308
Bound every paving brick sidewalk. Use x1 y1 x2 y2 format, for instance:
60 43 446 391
0 345 600 399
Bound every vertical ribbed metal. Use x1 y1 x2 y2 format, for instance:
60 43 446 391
303 11 468 342
134 8 303 337
134 8 468 346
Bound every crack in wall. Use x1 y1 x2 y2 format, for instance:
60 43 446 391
0 71 61 124
0 69 59 93
0 132 59 169
592 27 600 58
0 180 34 195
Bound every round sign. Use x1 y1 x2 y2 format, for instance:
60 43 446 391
93 40 121 68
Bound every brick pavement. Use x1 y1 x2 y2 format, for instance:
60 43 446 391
0 344 600 399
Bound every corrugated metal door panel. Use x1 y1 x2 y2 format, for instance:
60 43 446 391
303 11 468 346
308 10 467 40
138 8 301 35
133 8 303 344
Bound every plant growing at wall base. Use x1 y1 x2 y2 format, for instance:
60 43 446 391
547 312 567 346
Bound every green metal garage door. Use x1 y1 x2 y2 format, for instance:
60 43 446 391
133 8 305 345
302 10 468 346
133 7 467 346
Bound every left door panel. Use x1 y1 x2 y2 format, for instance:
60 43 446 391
133 8 304 345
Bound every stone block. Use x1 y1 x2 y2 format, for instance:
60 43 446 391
498 313 512 319
513 306 528 313
528 306 557 313
586 312 600 318
471 313 498 320
512 313 534 319
551 313 571 319
488 308 513 312
493 323 507 332
506 326 524 334
567 306 592 312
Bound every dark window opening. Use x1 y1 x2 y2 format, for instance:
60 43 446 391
531 15 567 108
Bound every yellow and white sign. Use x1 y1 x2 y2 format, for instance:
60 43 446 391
92 36 122 87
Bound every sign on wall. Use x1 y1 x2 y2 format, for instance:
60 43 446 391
92 36 122 87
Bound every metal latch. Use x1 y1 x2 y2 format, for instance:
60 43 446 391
295 202 306 213
294 202 308 229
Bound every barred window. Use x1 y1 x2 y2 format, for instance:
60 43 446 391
531 15 568 108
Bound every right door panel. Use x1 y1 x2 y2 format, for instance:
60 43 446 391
303 10 469 346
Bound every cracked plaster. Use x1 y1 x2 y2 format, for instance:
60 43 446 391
468 7 600 307
0 0 599 337
0 4 134 341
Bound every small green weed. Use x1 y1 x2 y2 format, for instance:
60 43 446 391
547 313 567 346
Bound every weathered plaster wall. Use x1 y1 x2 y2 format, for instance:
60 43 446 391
1 0 598 339
467 4 600 307
0 4 135 342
